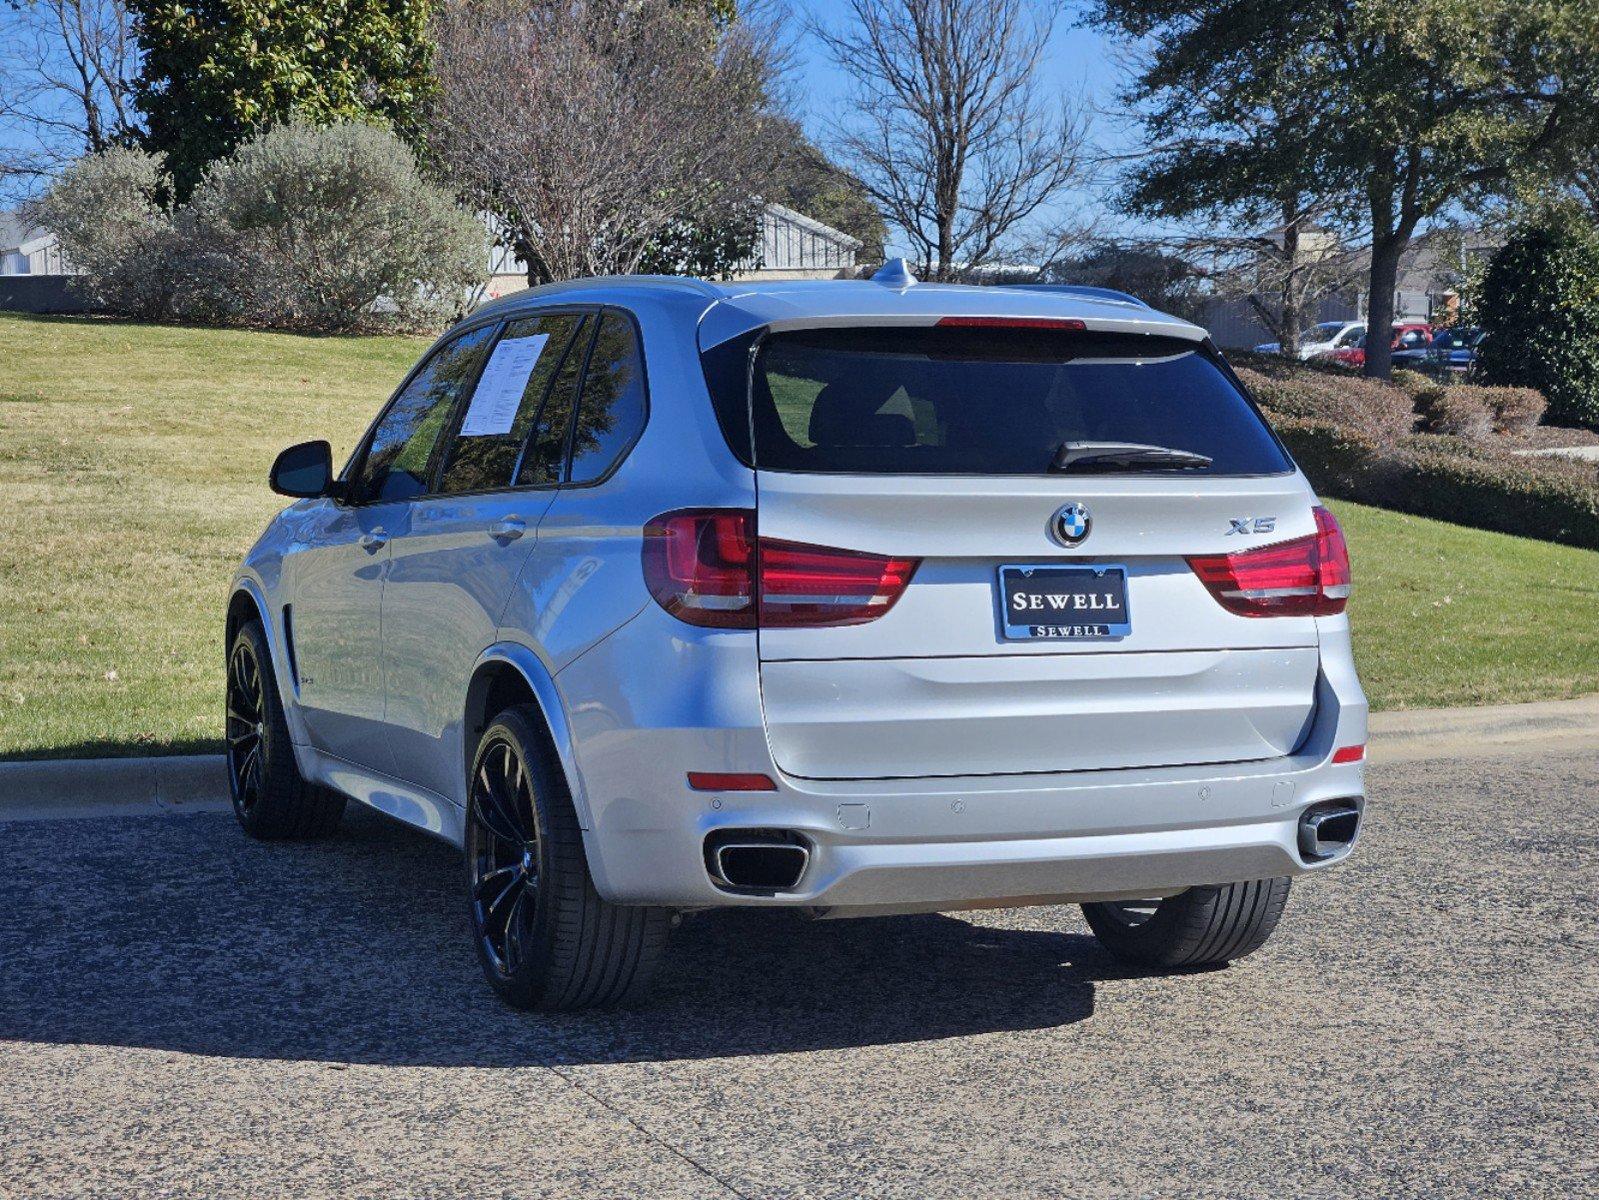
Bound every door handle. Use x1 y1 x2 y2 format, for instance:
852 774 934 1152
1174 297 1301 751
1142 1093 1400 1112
489 515 526 542
359 528 388 553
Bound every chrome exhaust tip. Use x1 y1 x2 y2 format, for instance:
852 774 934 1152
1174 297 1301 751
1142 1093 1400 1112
1299 800 1362 861
705 831 810 892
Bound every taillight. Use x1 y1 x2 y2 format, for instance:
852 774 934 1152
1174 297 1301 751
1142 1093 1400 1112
642 509 757 627
1187 506 1351 618
643 509 919 629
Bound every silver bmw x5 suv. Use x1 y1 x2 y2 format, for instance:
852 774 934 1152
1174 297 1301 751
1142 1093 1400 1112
226 263 1367 1009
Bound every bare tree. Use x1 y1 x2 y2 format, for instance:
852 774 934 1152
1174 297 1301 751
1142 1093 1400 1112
427 0 787 284
812 0 1087 281
0 0 138 198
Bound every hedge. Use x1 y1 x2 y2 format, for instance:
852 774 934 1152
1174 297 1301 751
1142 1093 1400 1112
1233 365 1599 551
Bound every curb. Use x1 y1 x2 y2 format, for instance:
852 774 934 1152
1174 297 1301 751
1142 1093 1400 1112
1367 695 1599 764
0 754 229 821
1 695 1595 820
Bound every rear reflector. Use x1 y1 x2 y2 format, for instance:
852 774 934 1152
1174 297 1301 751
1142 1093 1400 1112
1187 506 1352 618
687 772 778 792
1331 744 1366 764
936 316 1087 331
644 509 919 629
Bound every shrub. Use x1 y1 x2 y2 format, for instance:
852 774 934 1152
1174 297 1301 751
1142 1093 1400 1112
1388 369 1434 400
26 149 184 319
1473 385 1547 435
1416 387 1492 438
1232 365 1416 443
1230 353 1599 551
1476 209 1599 429
184 121 486 332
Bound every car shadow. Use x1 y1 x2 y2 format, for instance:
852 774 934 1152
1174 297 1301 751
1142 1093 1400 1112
0 806 1168 1067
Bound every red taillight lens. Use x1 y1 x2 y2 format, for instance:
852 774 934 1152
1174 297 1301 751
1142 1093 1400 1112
758 538 919 627
642 509 757 627
643 509 919 629
1331 744 1366 764
1187 506 1352 618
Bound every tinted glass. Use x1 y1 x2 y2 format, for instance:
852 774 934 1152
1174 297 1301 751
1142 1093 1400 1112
567 312 647 483
354 325 495 503
436 313 585 494
731 327 1290 476
517 318 594 486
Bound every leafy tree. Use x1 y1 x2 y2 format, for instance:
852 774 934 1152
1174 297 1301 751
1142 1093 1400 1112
766 118 887 266
128 0 433 196
1476 209 1599 429
1093 1 1599 378
1045 242 1206 321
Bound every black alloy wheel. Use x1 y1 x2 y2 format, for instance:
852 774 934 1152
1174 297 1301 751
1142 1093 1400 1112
468 735 542 979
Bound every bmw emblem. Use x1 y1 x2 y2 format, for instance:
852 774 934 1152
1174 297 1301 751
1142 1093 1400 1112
1052 502 1092 547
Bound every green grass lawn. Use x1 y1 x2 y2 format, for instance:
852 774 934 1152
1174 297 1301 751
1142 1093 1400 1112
0 312 1595 759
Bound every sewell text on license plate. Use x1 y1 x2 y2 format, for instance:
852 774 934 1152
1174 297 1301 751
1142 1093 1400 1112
998 564 1131 640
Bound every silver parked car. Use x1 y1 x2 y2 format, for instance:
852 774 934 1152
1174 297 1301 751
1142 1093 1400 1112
227 263 1368 1010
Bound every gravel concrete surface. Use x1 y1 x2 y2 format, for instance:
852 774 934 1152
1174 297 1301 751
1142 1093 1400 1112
1 750 1595 1199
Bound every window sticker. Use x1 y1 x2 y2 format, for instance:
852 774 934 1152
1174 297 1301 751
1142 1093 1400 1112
458 333 551 437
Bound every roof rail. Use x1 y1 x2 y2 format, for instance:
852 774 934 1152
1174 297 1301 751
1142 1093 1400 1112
1005 283 1150 309
481 273 726 311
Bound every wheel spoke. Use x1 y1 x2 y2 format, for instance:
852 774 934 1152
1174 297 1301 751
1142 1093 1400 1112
472 863 518 902
472 767 522 846
479 871 525 948
227 728 259 750
503 884 532 972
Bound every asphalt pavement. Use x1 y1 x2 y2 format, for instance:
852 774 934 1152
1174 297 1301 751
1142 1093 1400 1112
1 749 1595 1199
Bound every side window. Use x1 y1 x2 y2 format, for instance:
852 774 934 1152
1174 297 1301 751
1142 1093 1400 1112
518 318 595 486
436 313 586 495
352 325 496 503
568 312 648 484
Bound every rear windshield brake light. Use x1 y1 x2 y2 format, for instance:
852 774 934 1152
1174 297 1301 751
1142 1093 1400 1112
935 316 1087 330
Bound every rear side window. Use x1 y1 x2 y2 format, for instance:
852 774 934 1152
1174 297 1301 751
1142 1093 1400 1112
567 312 647 484
353 324 496 502
518 319 594 486
710 327 1290 476
436 312 586 495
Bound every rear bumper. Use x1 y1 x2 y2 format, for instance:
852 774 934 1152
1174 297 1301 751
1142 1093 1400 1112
586 749 1365 912
558 608 1368 914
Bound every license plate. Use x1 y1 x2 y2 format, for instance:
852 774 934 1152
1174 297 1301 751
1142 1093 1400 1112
998 564 1131 640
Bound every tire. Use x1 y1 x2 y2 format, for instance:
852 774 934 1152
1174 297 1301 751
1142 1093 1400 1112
465 706 671 1010
225 619 345 839
1082 877 1292 969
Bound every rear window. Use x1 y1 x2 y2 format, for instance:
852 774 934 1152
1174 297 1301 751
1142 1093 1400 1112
704 326 1291 476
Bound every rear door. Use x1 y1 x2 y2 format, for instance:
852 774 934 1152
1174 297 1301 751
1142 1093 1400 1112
735 324 1323 780
379 311 590 800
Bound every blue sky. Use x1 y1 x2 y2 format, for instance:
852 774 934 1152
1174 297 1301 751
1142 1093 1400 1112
2 0 1140 243
790 0 1136 251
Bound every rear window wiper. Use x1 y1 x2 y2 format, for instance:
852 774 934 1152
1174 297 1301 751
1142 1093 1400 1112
1049 441 1214 473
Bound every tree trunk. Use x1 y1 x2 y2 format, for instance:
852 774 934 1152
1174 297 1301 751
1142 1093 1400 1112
1279 202 1304 358
1363 239 1401 380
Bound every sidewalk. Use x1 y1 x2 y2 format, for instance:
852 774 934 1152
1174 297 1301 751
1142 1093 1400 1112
1 695 1595 819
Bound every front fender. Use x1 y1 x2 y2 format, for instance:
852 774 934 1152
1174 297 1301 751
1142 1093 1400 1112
228 572 313 755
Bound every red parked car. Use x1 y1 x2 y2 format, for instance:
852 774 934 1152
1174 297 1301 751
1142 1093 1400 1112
1330 323 1432 368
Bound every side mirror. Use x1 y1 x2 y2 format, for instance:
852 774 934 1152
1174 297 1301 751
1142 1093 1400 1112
269 439 335 499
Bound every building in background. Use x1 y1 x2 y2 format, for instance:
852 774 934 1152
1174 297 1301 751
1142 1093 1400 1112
733 203 861 281
0 212 68 276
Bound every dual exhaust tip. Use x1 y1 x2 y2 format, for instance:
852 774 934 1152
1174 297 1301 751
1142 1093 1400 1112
705 829 810 892
1299 800 1362 861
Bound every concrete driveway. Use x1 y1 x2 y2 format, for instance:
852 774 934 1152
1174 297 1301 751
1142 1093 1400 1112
1 749 1595 1199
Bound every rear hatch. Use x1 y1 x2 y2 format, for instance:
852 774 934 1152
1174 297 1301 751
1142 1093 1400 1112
701 319 1333 781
